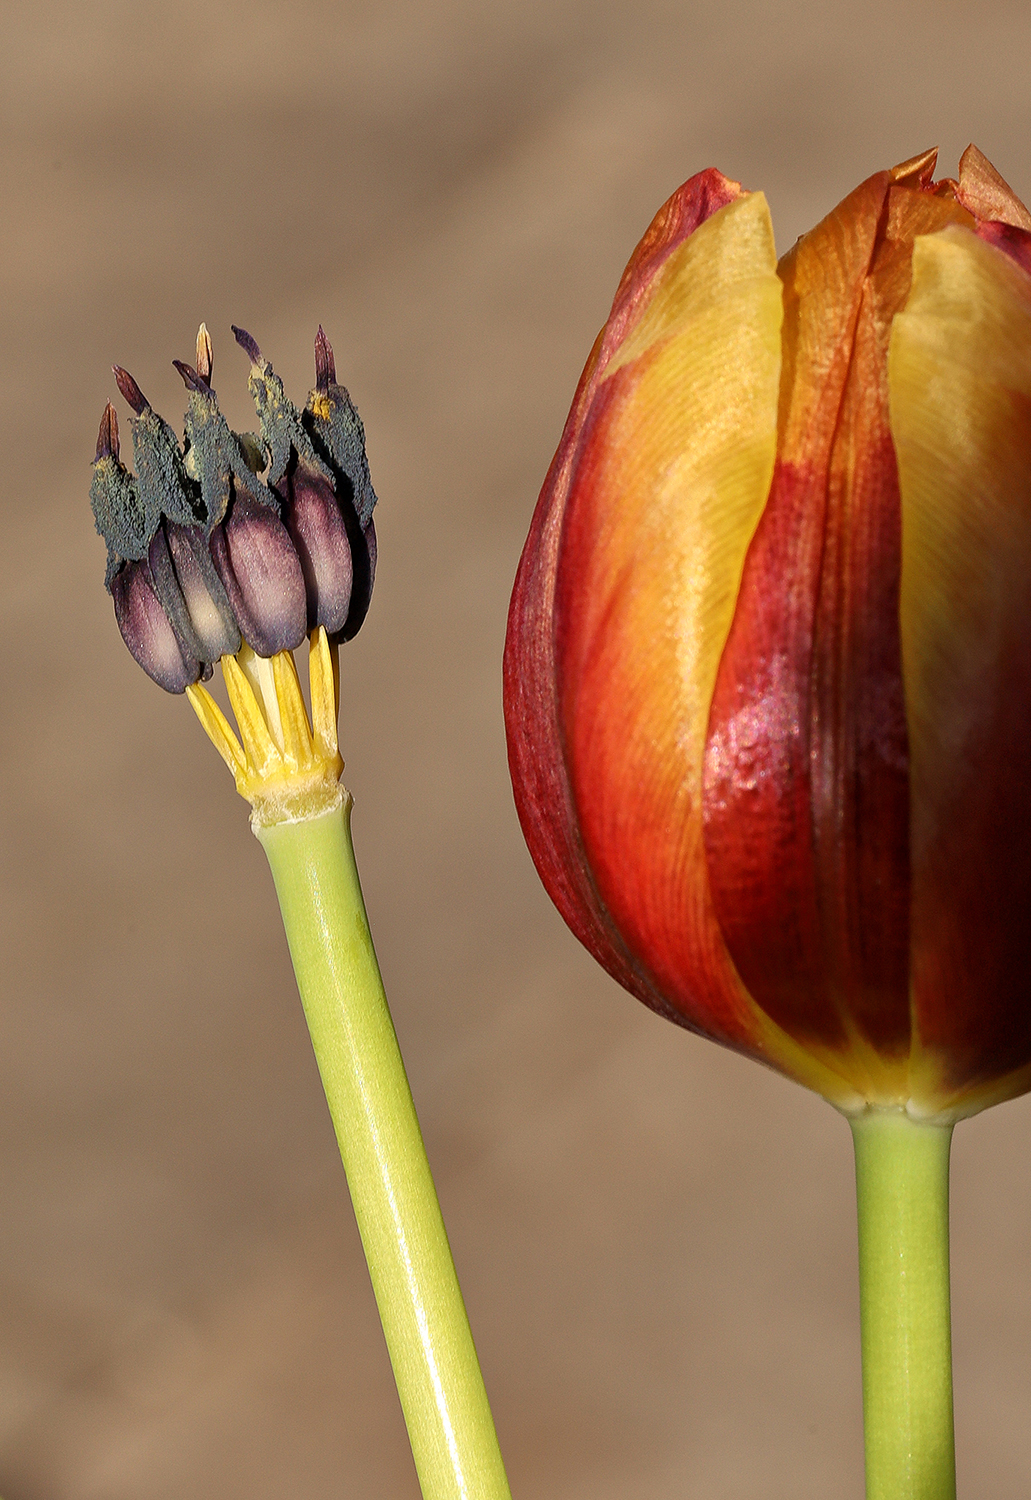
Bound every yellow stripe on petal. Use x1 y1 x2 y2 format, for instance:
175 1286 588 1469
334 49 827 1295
604 190 782 380
558 193 790 1050
890 224 1031 1113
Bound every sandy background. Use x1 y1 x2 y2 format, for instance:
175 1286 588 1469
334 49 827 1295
1 1 1030 1495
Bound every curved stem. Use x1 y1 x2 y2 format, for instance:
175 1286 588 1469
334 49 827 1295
850 1109 956 1500
256 797 511 1500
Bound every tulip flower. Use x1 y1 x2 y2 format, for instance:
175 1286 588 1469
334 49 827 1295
504 145 1031 1500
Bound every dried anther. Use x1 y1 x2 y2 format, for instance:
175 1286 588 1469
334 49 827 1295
91 325 378 692
232 325 378 639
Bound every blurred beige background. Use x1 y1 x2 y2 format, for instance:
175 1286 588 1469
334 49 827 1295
1 1 1030 1495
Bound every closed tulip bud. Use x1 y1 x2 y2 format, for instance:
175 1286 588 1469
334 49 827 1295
504 147 1031 1122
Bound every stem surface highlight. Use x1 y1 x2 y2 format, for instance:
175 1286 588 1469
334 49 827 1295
851 1109 955 1500
256 797 511 1500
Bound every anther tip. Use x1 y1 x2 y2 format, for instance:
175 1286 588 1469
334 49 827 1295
112 365 150 415
231 325 263 369
314 325 336 391
196 323 213 384
172 358 208 393
95 401 119 462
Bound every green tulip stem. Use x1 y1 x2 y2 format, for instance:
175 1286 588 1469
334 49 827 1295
255 796 512 1500
850 1109 956 1500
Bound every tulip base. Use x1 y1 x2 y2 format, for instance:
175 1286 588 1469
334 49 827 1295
850 1109 955 1500
256 798 511 1500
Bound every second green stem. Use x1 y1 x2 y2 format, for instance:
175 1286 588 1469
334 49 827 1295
851 1109 956 1500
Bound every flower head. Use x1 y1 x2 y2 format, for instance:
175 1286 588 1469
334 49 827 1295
91 325 378 823
504 147 1031 1120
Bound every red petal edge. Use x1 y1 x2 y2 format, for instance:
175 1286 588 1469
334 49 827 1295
503 169 744 1021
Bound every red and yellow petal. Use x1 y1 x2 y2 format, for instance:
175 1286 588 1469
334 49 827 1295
545 190 862 1104
556 191 781 1044
890 224 1031 1116
504 169 749 1020
702 163 972 1107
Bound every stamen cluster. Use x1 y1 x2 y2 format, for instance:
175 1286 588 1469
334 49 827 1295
91 324 377 693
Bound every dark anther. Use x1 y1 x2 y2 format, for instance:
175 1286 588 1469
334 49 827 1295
95 402 119 463
172 359 212 396
231 325 263 368
112 366 150 415
314 325 336 392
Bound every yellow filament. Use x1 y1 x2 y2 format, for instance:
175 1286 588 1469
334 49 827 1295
185 630 344 823
272 650 315 771
236 644 284 750
223 653 282 779
309 626 341 763
185 683 248 781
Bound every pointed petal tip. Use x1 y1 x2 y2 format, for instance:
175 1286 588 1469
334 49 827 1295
891 147 938 186
957 144 1031 232
959 143 986 175
112 365 149 415
95 401 119 462
314 325 336 390
231 325 263 368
